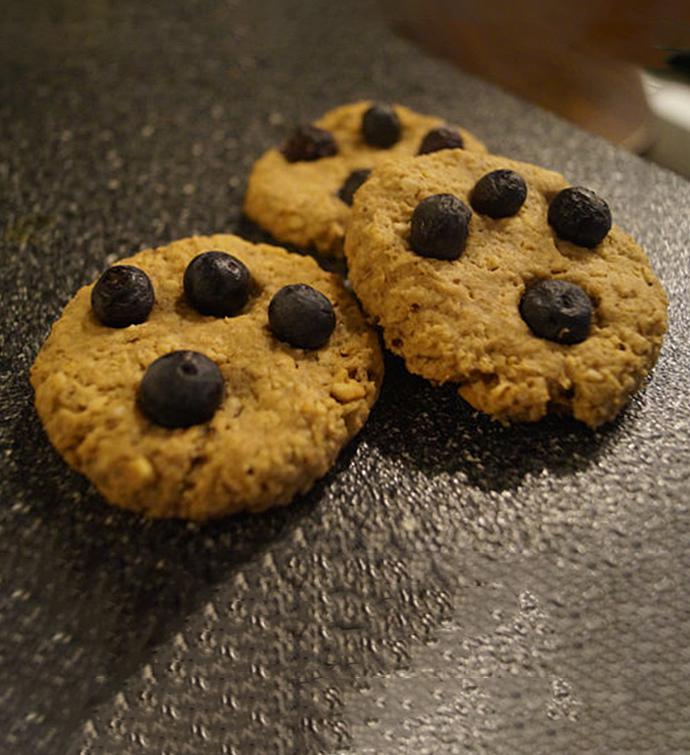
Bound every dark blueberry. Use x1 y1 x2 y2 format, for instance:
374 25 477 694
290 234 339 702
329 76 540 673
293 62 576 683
281 125 337 162
548 187 612 247
138 351 224 428
183 251 251 317
91 265 154 328
520 280 593 344
337 168 372 206
268 284 336 349
470 169 527 218
362 104 401 148
418 126 464 155
410 194 472 260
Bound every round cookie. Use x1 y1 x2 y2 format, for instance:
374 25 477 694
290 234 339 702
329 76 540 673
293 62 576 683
31 235 383 519
244 101 486 257
345 150 668 427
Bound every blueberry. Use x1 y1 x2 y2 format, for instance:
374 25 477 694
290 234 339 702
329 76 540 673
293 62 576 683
520 280 593 344
268 284 336 349
138 351 224 428
410 194 472 260
548 187 612 247
418 126 464 155
91 265 154 327
470 169 527 218
337 168 371 206
282 125 338 162
184 251 251 317
362 104 401 148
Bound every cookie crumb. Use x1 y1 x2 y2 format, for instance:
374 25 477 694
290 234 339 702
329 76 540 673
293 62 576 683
127 456 155 485
330 381 367 403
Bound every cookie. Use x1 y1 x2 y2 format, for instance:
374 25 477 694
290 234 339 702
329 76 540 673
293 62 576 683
344 150 668 427
244 101 486 257
31 235 383 519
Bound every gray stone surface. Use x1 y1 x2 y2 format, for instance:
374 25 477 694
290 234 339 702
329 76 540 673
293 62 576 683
1 0 689 753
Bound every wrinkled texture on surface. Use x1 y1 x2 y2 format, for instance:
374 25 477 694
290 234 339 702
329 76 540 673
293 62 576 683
0 0 689 753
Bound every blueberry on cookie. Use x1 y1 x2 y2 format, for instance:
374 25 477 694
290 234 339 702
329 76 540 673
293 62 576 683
410 194 472 260
418 126 465 155
548 186 612 247
470 169 527 219
520 279 593 345
269 284 336 349
183 251 251 317
138 351 224 429
361 103 401 148
91 265 154 327
338 168 372 207
282 124 338 163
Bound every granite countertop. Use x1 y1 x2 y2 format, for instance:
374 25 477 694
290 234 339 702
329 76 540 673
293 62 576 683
1 0 689 753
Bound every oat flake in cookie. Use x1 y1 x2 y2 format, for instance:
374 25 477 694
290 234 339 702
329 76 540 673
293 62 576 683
344 150 668 427
31 235 383 519
244 101 486 257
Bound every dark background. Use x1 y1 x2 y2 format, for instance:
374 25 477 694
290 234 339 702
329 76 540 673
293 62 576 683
1 0 689 753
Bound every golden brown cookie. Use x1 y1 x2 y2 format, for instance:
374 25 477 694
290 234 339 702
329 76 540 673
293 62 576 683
345 150 667 427
244 101 486 257
31 235 383 519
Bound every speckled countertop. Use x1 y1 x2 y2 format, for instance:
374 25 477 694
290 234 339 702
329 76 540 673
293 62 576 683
1 1 689 753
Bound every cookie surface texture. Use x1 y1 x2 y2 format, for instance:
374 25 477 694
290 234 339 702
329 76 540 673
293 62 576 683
244 101 486 256
344 150 668 427
31 235 383 519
